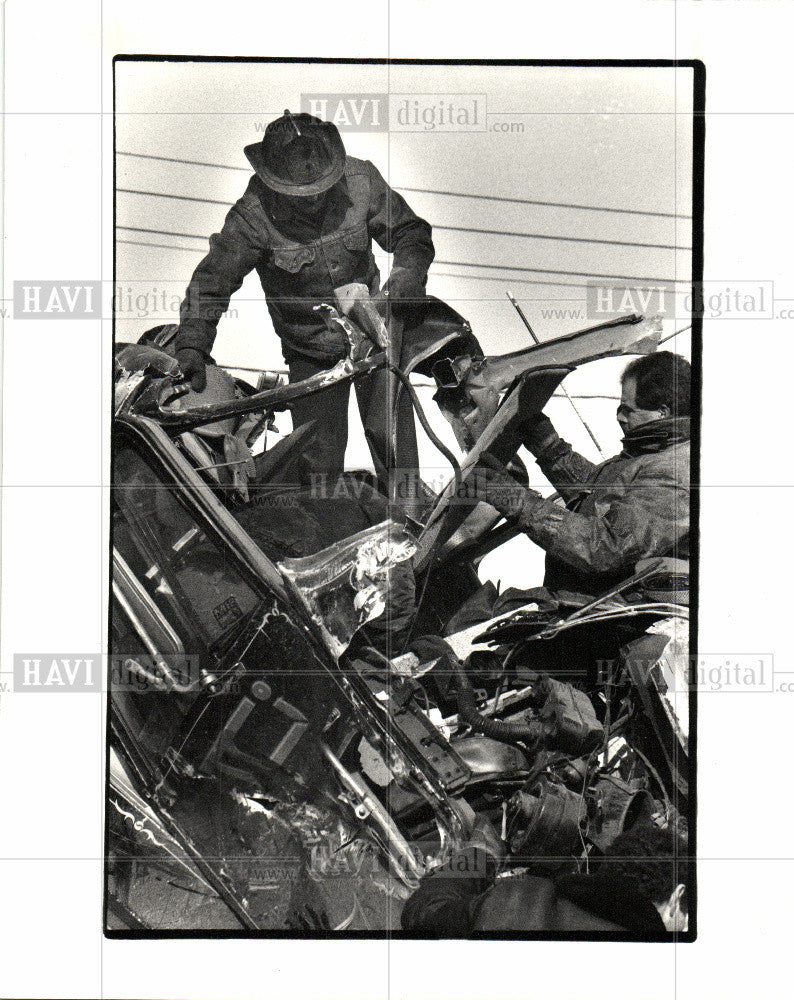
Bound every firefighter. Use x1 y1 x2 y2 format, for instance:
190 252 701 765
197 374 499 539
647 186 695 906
175 110 434 499
477 351 691 596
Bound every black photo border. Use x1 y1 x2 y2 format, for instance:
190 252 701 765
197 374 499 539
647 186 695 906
106 55 704 944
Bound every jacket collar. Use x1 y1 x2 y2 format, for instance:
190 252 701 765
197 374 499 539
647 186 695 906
264 173 352 224
621 416 690 457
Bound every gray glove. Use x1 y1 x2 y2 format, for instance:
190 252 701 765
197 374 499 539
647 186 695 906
474 454 545 522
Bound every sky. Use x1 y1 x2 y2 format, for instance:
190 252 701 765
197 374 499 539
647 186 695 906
115 61 695 586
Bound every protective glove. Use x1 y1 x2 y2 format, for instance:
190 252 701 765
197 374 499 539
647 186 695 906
521 412 558 456
175 347 207 392
381 266 426 316
474 453 545 522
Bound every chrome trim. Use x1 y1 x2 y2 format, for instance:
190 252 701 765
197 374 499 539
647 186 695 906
113 548 184 654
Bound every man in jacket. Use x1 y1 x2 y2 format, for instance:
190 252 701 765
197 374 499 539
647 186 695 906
478 351 691 595
401 820 689 936
175 111 434 494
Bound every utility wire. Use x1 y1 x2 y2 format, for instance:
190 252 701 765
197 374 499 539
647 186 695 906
117 187 690 252
117 241 687 294
118 150 249 171
116 150 692 219
116 227 684 285
119 187 230 207
118 238 201 252
433 224 689 252
431 270 628 290
115 241 645 291
119 225 206 241
433 258 685 285
398 185 693 220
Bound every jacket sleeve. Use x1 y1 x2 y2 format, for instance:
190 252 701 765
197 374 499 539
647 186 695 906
515 456 689 578
524 414 600 506
400 848 496 937
365 160 435 279
177 199 264 356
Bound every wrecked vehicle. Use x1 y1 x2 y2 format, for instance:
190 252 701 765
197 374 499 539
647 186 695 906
107 294 690 933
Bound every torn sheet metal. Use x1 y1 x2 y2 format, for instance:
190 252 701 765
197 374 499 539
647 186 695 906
415 312 663 570
433 312 663 451
435 358 505 453
646 616 690 743
415 366 571 569
278 521 417 657
135 307 385 433
114 344 181 415
140 350 387 431
621 620 690 799
433 312 661 393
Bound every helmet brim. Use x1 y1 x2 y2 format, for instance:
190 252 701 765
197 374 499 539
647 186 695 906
244 123 346 197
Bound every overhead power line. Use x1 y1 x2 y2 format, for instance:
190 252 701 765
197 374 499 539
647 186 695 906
117 187 690 252
114 240 642 291
433 224 689 252
116 225 684 286
119 225 206 241
432 258 685 285
431 270 620 290
118 150 250 171
119 187 231 207
118 238 200 252
117 240 694 343
116 149 692 219
114 243 617 291
399 186 692 220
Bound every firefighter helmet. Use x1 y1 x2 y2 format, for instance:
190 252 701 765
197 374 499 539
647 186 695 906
244 110 346 197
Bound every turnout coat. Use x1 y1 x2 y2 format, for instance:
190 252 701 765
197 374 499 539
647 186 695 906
518 415 690 595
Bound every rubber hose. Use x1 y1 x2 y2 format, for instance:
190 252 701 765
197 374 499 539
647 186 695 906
452 658 542 746
389 365 463 504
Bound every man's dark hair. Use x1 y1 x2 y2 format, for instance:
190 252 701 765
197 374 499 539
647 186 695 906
598 823 690 908
622 351 691 417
